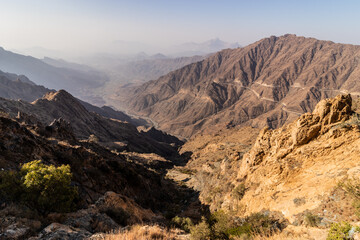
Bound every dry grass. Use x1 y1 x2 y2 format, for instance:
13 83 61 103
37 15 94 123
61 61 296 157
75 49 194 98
99 224 188 240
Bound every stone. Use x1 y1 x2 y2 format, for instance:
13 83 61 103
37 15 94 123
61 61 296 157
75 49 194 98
37 223 92 240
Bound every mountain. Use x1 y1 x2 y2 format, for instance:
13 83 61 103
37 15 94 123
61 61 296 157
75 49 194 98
0 70 148 127
122 34 360 138
0 90 181 157
42 57 96 72
80 54 207 107
168 38 241 56
0 70 52 102
0 47 108 103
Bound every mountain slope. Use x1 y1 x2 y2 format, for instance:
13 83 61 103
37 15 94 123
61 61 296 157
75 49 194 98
173 94 360 233
0 90 180 157
0 47 108 102
0 69 148 127
123 34 360 138
0 110 198 239
0 70 51 102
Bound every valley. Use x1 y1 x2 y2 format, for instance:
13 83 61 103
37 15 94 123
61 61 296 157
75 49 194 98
1 34 360 240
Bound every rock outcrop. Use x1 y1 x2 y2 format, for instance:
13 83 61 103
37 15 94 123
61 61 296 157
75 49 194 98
239 94 353 178
174 95 360 230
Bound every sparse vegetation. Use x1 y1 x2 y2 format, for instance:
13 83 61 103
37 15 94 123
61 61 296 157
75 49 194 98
332 113 360 129
304 212 321 227
177 168 197 175
171 216 194 233
102 224 182 240
0 160 78 213
338 178 360 218
327 222 353 240
190 217 211 240
293 197 306 206
189 211 283 240
233 183 246 200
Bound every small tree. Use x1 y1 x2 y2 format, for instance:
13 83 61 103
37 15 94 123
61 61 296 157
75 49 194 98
0 160 78 213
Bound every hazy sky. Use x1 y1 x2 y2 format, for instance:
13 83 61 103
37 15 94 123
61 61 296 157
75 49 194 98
1 0 360 58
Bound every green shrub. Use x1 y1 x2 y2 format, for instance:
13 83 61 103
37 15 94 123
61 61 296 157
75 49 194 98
0 170 23 200
171 216 194 233
189 211 283 240
209 210 233 239
229 213 281 238
327 222 352 240
0 160 78 213
190 217 211 240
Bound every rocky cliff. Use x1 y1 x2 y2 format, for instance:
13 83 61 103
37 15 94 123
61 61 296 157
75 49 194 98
172 95 360 237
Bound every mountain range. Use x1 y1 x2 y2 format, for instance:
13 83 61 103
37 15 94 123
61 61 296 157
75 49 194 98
0 47 108 104
2 34 360 239
121 34 360 138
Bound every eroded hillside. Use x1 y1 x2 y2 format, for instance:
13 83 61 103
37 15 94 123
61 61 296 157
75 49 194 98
122 34 360 138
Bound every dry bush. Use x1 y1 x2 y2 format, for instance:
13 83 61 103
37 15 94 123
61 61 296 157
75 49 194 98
101 224 185 240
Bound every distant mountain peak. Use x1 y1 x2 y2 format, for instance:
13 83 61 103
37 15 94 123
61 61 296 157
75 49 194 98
168 38 241 56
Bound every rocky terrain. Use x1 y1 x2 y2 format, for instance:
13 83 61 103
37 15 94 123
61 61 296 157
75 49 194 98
169 94 360 239
0 90 181 157
122 34 360 138
0 109 200 239
1 88 360 239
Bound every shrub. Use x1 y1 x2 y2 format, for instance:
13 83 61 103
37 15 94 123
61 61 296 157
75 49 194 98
190 217 211 240
304 212 321 227
338 178 360 218
209 210 233 239
233 183 246 200
327 222 352 240
171 216 194 233
189 211 283 240
229 213 281 238
0 170 23 200
0 160 78 213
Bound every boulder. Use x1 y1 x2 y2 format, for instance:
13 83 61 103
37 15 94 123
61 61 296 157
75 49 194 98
35 223 92 240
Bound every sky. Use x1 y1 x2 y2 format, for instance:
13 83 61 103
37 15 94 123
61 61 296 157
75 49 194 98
1 0 360 58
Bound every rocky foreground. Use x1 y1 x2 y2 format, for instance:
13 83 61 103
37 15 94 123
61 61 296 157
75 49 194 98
1 94 360 239
170 94 360 239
